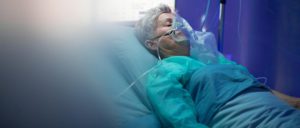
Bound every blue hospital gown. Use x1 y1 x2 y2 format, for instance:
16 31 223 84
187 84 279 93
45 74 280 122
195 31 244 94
146 55 268 128
146 56 300 128
146 56 208 128
146 56 240 128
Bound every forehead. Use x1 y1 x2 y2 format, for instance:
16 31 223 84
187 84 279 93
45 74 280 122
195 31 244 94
156 13 174 24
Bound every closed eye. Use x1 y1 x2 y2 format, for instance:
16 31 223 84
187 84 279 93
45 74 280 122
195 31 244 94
163 30 175 37
165 23 172 27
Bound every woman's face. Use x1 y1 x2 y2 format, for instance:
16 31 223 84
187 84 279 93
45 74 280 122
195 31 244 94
147 13 190 58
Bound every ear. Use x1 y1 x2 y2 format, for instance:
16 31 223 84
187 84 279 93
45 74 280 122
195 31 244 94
144 40 158 51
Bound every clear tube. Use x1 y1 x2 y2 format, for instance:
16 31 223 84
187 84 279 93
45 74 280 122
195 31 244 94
256 77 268 85
117 41 163 97
116 62 161 97
200 0 211 30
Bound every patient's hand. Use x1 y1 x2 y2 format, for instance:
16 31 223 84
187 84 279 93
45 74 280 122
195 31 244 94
272 90 300 110
294 98 300 109
287 97 300 109
289 98 300 110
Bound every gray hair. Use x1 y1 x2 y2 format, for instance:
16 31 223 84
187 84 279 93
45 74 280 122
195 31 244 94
134 4 172 46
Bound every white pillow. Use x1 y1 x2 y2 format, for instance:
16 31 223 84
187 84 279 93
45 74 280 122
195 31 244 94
107 26 158 126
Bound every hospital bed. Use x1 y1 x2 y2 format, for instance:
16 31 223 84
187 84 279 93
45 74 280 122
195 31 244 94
107 26 300 128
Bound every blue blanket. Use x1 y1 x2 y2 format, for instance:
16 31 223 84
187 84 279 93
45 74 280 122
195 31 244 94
186 65 300 127
209 88 300 128
185 64 266 125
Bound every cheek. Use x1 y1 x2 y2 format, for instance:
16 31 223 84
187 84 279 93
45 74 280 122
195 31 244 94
159 37 177 49
159 37 190 55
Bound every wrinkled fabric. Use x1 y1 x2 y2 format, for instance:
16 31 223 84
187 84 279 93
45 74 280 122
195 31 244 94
209 88 300 128
146 56 208 128
146 55 265 128
186 64 267 124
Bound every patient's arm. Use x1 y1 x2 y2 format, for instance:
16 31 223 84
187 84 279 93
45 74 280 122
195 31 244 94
271 90 300 109
146 61 208 128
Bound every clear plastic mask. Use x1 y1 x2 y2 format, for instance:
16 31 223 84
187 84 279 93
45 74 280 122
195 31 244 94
171 14 219 64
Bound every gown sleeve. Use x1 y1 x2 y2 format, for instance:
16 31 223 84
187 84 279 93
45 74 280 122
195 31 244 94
146 60 208 128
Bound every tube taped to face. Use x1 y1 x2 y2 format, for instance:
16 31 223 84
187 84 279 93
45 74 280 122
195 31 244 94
172 14 219 64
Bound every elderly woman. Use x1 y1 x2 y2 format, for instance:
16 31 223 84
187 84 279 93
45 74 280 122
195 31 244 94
134 4 300 128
